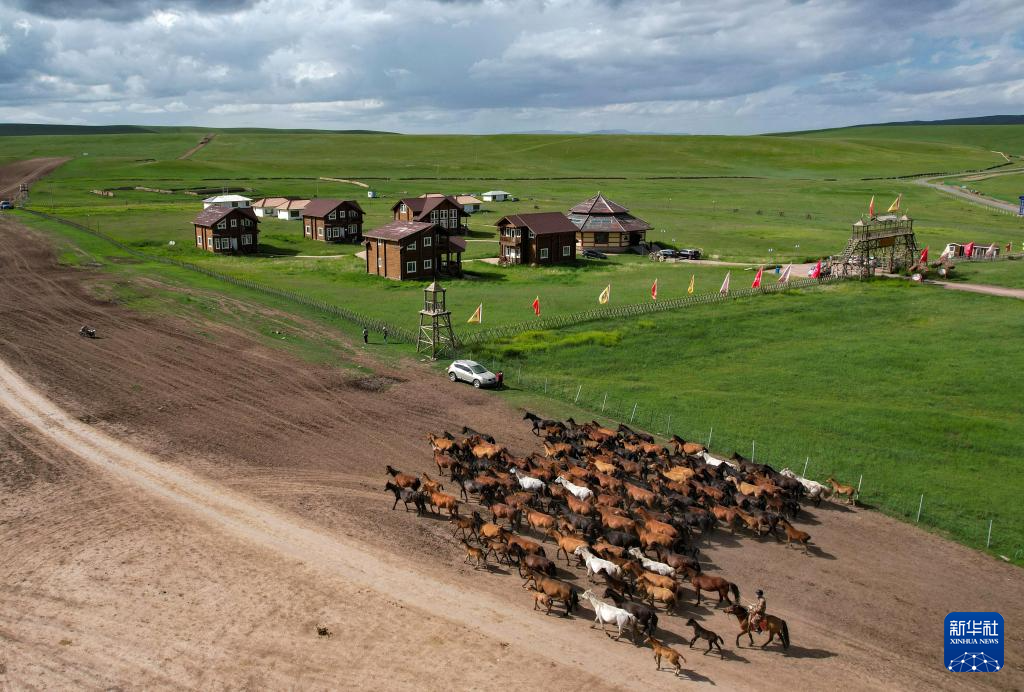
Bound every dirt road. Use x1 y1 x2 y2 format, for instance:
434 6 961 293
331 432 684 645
0 157 69 199
1 215 1022 690
927 279 1024 300
915 176 1020 214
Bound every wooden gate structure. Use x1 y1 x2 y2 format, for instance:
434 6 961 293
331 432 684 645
832 214 918 277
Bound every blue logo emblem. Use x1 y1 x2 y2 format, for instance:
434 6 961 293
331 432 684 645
945 612 1003 672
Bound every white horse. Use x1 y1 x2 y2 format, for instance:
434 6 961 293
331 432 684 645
627 547 676 578
574 546 622 582
554 475 594 502
780 468 830 505
580 589 638 643
509 468 545 493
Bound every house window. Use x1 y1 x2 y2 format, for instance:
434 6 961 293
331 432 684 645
595 232 609 244
207 237 213 249
217 221 226 230
349 210 358 218
197 233 203 246
231 202 238 208
399 203 407 213
529 230 535 239
243 219 251 227
242 234 252 245
423 236 432 247
562 245 571 256
539 248 549 259
229 218 237 228
305 224 311 235
406 261 417 273
407 241 417 251
430 211 438 221
424 259 433 270
328 211 336 220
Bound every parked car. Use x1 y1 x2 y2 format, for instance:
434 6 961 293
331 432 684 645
447 359 498 388
0 200 12 210
653 249 678 261
582 248 607 259
676 248 701 260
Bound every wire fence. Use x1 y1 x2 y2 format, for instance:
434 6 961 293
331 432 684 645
456 350 1022 564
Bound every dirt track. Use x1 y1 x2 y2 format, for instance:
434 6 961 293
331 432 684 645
1 215 1022 690
0 157 69 199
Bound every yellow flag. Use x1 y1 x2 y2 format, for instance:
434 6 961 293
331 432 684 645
687 274 695 295
598 284 611 304
887 194 902 213
467 303 482 324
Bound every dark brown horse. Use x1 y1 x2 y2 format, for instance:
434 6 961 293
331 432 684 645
724 604 790 649
690 574 739 606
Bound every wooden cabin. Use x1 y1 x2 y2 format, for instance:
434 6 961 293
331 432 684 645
302 198 365 242
569 193 651 252
193 206 259 254
392 196 468 232
497 212 578 265
364 221 464 281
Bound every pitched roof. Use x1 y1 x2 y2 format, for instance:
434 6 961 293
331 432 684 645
364 220 436 242
483 190 510 196
392 196 466 221
203 194 251 204
456 195 482 205
448 236 467 252
497 211 577 235
279 199 310 210
194 205 258 227
251 196 292 208
570 193 629 215
302 198 364 218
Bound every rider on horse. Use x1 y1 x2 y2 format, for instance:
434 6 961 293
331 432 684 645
748 589 767 633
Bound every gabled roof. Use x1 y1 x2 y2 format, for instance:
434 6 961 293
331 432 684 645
392 196 466 221
194 205 258 227
456 195 482 205
279 199 310 210
483 190 510 196
364 220 437 242
448 236 467 252
497 211 577 235
570 193 629 215
251 196 292 208
203 194 251 204
302 198 364 218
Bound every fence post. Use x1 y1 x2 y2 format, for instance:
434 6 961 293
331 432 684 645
544 378 548 394
629 402 638 423
707 427 713 450
987 519 993 548
666 413 672 435
857 474 863 494
574 384 582 404
916 494 924 523
601 392 607 412
802 457 809 477
751 441 755 462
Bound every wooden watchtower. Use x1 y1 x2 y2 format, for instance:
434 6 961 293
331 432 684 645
417 281 456 359
834 213 919 276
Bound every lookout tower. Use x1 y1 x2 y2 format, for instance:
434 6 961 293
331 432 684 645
417 281 456 359
834 213 919 277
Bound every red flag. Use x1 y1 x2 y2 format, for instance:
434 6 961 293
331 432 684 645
868 195 875 218
963 242 975 258
1007 242 1012 253
919 246 929 263
651 278 658 301
810 259 822 279
531 296 540 316
751 266 764 288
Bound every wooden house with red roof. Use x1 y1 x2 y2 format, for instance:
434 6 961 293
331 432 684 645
497 212 578 265
392 196 468 232
301 199 365 242
364 221 465 281
193 206 259 254
568 193 651 252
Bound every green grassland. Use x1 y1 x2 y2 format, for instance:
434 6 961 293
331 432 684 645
466 281 1024 561
946 170 1024 206
946 259 1024 288
797 124 1024 158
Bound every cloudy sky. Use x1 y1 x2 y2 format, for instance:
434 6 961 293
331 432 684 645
0 0 1022 133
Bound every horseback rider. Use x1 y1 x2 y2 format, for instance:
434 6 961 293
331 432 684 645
748 589 767 633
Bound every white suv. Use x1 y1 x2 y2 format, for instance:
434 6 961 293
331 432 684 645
447 359 498 388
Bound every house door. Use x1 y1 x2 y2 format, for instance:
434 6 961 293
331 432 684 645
231 237 238 251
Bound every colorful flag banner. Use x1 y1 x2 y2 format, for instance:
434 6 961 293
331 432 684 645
868 195 875 218
777 264 792 284
651 278 658 301
919 246 929 264
811 259 822 279
598 284 611 304
467 303 483 324
531 296 540 316
719 272 731 296
687 274 695 295
963 242 975 258
751 266 764 289
887 194 902 213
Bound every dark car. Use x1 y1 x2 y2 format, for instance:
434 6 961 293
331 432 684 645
582 249 607 259
676 248 701 260
0 201 12 210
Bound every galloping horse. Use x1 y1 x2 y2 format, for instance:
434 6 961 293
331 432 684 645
825 476 858 505
580 590 639 643
724 604 790 650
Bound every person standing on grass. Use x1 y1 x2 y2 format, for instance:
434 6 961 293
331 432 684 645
382 326 388 344
362 327 368 344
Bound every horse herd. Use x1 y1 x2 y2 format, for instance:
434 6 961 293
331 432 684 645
384 414 856 676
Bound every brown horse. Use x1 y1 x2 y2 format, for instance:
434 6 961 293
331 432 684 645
825 476 858 505
778 518 811 553
670 435 705 456
690 574 739 606
521 571 579 616
644 635 685 675
724 604 790 649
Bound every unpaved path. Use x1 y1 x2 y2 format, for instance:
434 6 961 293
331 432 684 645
2 180 1023 689
0 157 69 199
916 176 1020 213
927 279 1024 299
178 133 216 160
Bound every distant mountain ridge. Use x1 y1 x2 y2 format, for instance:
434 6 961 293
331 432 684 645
770 115 1024 136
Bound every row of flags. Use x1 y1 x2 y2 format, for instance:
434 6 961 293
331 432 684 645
467 262 823 323
868 194 902 217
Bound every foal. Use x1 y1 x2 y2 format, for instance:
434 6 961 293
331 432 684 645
685 618 725 657
644 636 685 675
